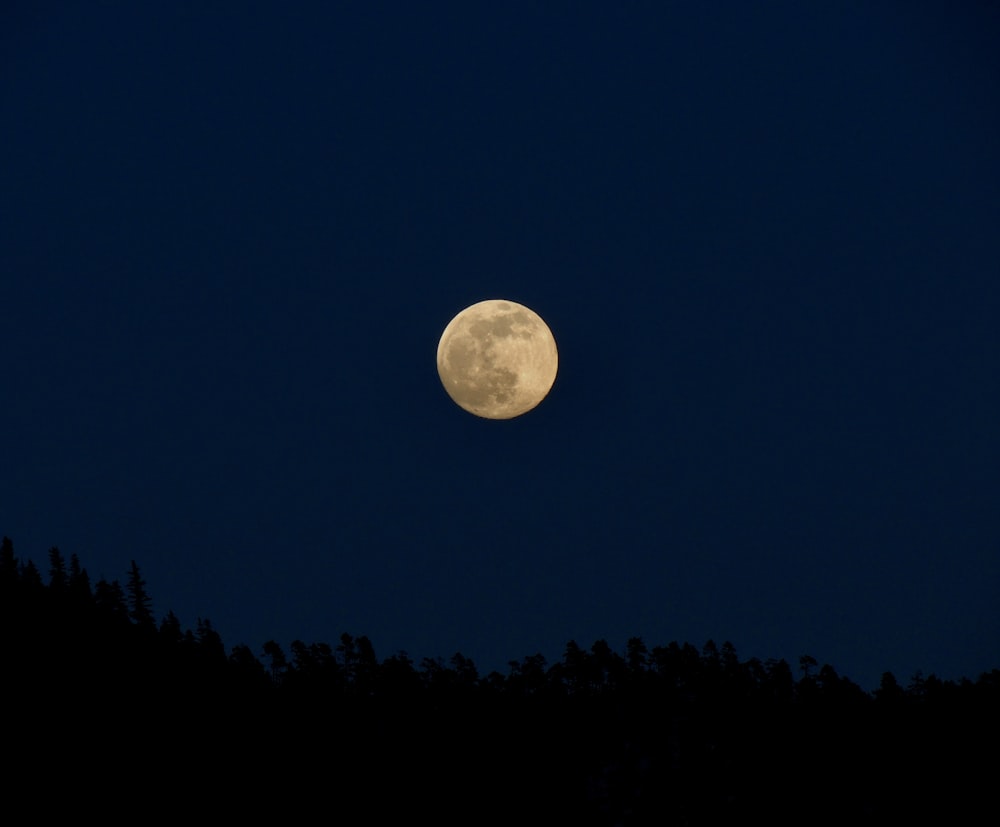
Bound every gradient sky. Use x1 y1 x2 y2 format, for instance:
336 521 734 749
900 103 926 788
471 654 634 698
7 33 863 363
2 2 998 690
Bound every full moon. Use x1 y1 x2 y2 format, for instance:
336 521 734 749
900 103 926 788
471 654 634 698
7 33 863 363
437 299 558 419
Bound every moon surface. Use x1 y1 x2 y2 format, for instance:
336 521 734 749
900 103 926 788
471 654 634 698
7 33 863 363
437 299 558 419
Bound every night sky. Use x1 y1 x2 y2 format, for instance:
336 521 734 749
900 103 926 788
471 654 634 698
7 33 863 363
3 2 998 691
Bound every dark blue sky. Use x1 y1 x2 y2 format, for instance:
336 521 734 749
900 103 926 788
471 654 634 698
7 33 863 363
2 2 998 690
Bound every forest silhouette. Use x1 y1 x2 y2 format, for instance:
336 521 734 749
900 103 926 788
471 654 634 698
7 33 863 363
2 536 995 823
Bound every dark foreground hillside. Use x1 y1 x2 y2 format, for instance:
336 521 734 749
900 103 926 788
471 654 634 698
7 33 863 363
2 538 996 823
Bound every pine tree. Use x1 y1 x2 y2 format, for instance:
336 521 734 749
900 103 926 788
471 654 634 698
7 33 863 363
159 610 183 646
229 644 269 688
67 554 92 602
196 617 225 663
47 546 67 591
95 578 128 624
20 560 43 591
126 560 154 629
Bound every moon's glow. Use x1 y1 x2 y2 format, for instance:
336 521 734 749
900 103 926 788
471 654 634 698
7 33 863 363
437 299 558 419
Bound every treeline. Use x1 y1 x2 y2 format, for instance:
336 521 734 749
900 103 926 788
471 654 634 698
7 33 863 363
2 536 996 823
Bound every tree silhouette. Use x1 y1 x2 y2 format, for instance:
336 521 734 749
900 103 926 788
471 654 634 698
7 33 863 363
126 560 154 629
261 639 288 684
47 546 67 592
626 635 649 674
798 653 818 679
3 538 999 824
94 578 127 623
20 559 43 592
196 617 225 663
874 671 905 704
449 651 479 688
229 643 269 689
159 610 183 646
67 553 92 604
